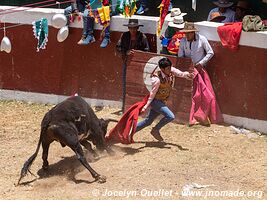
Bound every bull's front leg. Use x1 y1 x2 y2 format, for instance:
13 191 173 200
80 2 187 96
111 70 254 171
73 144 106 183
80 140 100 161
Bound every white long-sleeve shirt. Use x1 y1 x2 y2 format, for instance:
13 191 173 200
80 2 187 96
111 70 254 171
178 33 214 67
143 67 189 110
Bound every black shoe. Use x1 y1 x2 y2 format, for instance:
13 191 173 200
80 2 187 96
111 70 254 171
150 128 164 141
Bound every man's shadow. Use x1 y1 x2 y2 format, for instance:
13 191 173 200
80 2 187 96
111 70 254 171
111 141 189 156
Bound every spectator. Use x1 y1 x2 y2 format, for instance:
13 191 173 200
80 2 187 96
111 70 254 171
64 0 111 47
178 22 223 126
136 0 149 15
160 8 187 55
137 0 173 15
64 0 95 45
99 0 112 48
234 0 250 22
116 19 150 112
209 11 226 22
207 0 235 22
135 57 193 141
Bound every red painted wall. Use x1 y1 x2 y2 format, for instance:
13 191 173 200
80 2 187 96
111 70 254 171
208 41 267 121
0 24 156 101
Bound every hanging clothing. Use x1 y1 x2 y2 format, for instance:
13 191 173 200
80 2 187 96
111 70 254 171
105 95 149 144
32 18 48 52
217 22 242 51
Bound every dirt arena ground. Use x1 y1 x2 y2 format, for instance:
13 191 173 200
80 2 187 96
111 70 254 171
0 100 266 200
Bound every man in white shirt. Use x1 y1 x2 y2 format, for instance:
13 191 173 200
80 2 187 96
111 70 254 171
178 23 214 69
178 22 223 126
135 57 193 141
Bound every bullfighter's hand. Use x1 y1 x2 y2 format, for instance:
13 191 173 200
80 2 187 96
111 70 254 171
187 72 194 80
194 63 203 71
140 107 147 113
126 49 135 56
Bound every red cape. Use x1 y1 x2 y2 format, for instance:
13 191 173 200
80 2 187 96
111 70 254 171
105 95 149 144
217 22 242 51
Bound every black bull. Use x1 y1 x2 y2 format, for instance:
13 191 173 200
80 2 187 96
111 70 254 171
18 96 117 184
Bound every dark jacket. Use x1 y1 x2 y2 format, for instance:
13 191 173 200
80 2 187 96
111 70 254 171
116 31 150 55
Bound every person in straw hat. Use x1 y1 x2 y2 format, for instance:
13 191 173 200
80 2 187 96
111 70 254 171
178 22 223 126
116 19 150 112
207 0 235 22
160 8 187 55
209 11 226 22
234 0 250 22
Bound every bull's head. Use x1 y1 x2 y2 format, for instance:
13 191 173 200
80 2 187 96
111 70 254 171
90 118 118 151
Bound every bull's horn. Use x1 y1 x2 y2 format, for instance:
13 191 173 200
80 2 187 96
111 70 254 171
104 118 119 123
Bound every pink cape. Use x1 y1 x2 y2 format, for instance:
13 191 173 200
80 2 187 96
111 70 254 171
190 68 223 125
105 95 149 144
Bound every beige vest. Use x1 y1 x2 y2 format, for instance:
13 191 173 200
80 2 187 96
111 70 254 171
153 71 175 102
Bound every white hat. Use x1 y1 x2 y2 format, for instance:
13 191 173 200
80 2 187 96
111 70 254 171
1 36 11 53
51 14 67 29
57 26 69 42
168 16 185 29
165 8 187 22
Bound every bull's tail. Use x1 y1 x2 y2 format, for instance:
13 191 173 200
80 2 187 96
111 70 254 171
17 130 43 185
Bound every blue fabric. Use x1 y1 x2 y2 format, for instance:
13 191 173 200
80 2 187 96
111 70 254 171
136 99 175 132
100 36 110 48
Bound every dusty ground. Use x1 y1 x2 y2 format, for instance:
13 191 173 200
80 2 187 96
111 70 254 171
0 100 266 200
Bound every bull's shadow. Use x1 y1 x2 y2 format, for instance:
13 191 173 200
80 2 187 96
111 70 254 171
36 151 100 184
111 141 189 156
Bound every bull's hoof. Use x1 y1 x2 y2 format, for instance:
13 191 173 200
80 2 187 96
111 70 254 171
96 175 106 183
106 146 115 156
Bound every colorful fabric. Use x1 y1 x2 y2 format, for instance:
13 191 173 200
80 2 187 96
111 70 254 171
117 0 137 17
69 14 82 23
90 0 103 9
167 31 185 55
190 68 223 125
217 22 242 51
105 95 149 144
93 5 111 27
32 18 48 52
157 0 170 35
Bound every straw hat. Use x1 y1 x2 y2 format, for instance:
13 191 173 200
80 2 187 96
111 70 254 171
180 22 198 32
1 36 12 53
57 26 69 42
213 0 234 8
168 16 185 29
51 14 67 29
165 8 187 22
210 12 226 22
